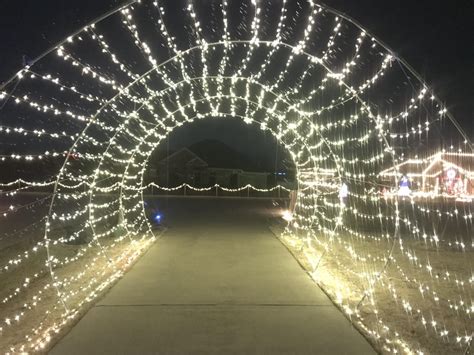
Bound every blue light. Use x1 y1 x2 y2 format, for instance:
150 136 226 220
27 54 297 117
153 213 162 223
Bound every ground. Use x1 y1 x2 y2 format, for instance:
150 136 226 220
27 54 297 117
0 196 472 354
49 198 374 354
271 202 474 354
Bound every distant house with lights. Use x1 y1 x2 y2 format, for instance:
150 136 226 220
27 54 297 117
378 152 474 196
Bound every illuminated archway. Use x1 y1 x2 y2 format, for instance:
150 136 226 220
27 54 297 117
0 1 472 353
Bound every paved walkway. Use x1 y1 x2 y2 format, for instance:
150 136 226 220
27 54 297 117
50 199 375 354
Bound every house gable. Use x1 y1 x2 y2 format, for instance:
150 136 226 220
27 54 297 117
157 148 208 169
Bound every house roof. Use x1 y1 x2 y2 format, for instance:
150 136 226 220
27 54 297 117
442 153 474 172
187 139 261 170
155 139 293 173
379 152 474 178
157 147 208 168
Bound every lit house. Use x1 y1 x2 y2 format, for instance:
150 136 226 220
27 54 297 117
378 152 474 196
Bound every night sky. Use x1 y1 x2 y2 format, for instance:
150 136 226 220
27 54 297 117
0 0 472 162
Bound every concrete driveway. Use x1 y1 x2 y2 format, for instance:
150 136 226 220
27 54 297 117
50 198 375 354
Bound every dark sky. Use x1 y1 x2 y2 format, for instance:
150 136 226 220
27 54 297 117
324 0 473 132
0 0 472 159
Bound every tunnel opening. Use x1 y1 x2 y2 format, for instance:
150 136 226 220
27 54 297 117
141 116 297 226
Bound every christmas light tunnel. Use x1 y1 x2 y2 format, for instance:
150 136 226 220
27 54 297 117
0 0 472 353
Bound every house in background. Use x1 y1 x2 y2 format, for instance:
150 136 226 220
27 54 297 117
155 148 208 186
149 139 294 189
378 152 474 196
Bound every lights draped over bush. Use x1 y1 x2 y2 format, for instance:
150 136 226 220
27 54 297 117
0 0 472 353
